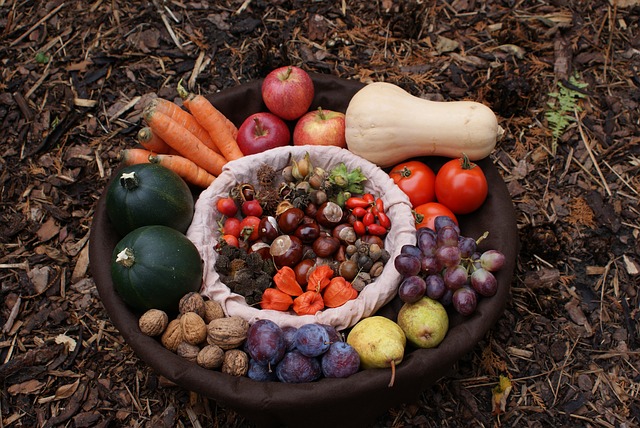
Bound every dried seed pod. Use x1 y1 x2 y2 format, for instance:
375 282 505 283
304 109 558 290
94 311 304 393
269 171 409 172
351 277 367 292
197 344 225 370
357 254 374 272
179 292 206 318
368 243 383 262
176 342 200 363
138 309 168 337
161 319 183 352
207 316 250 350
222 349 249 376
180 312 208 345
369 261 385 278
203 299 225 324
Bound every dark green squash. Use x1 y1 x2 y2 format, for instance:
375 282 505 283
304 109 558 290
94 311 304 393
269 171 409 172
106 163 194 236
111 225 203 313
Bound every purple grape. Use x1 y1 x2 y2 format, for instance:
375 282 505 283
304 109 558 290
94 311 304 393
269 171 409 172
434 216 460 234
282 326 298 351
452 287 477 316
319 324 341 344
393 253 421 277
294 324 331 357
401 244 422 258
425 274 446 300
398 275 427 303
321 342 360 378
247 359 278 382
470 268 498 297
435 245 461 268
245 319 286 367
417 229 437 256
420 255 442 275
443 265 468 290
470 252 482 269
439 288 453 306
437 226 459 247
480 250 506 272
458 236 477 258
275 350 322 383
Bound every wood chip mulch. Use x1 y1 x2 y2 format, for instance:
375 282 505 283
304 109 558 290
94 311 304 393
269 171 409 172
1 1 639 427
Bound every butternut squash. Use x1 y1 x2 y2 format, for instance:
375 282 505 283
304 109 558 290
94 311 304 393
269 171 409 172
345 82 503 167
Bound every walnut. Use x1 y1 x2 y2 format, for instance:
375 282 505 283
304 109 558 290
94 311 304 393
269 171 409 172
222 349 249 376
207 316 249 350
196 344 225 370
180 312 207 345
176 342 200 363
179 292 206 318
203 299 225 324
161 319 183 352
138 309 168 336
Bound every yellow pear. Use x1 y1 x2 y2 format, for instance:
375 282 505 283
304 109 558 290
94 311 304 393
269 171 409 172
347 316 406 387
397 297 449 349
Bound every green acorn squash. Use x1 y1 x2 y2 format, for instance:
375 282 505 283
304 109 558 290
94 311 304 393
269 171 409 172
106 163 194 236
111 225 203 313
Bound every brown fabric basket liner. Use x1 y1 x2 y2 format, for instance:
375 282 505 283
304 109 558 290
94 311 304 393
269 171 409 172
89 74 518 428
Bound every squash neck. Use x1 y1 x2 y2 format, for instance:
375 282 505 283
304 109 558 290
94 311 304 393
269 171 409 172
119 171 140 190
115 247 136 268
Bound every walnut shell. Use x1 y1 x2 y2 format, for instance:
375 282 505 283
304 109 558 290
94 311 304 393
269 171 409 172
176 342 200 363
222 349 249 376
197 344 225 370
206 316 249 350
138 309 168 336
203 299 225 324
179 292 206 318
180 312 207 345
161 319 183 352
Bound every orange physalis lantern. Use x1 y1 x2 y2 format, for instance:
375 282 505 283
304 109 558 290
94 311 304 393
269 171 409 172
323 276 358 308
306 265 334 293
260 288 294 311
292 291 324 315
273 266 304 296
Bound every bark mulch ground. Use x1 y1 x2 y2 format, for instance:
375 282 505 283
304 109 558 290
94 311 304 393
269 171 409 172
1 1 639 427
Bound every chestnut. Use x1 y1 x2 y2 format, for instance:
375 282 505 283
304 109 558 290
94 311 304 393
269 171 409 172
316 201 343 229
312 235 341 258
277 207 305 234
294 221 320 244
332 224 357 245
270 234 303 267
338 260 359 281
248 242 271 260
360 234 385 249
258 216 279 243
293 259 316 286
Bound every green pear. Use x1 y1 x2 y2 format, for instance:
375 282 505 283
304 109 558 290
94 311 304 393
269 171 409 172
397 297 449 349
347 316 406 387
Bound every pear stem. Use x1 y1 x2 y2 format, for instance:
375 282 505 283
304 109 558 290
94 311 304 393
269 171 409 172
388 360 396 388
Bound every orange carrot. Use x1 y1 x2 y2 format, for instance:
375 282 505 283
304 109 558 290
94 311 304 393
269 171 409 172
182 93 244 162
177 81 239 141
149 153 216 188
151 98 222 155
137 126 173 154
120 147 152 165
144 107 228 176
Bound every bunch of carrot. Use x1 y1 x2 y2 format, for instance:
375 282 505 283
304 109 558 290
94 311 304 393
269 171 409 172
120 84 244 189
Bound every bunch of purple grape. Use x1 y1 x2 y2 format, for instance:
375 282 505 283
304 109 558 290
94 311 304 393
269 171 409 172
393 216 506 316
244 320 360 383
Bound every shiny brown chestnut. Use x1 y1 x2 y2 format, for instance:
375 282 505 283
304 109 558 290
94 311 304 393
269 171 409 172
270 234 303 267
277 207 305 234
293 259 316 286
312 235 341 258
315 201 343 229
332 223 357 245
248 242 271 260
258 216 279 243
360 234 385 249
295 221 320 244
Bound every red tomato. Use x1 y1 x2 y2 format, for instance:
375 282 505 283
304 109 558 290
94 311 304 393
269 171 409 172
435 156 488 214
240 215 261 241
216 197 238 217
222 217 242 237
414 202 458 231
389 161 436 207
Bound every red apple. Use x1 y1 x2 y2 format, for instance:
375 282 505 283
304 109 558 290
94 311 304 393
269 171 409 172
261 66 315 121
236 112 291 155
292 107 346 148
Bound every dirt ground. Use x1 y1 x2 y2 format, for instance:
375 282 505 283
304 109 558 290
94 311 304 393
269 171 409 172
1 0 639 427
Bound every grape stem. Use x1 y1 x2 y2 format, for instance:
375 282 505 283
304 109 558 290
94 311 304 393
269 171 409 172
475 231 489 245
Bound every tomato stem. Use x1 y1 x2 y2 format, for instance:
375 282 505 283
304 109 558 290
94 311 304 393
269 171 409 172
461 153 474 170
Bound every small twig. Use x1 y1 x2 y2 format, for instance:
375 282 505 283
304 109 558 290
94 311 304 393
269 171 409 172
236 0 252 14
188 50 206 90
10 2 66 47
2 296 21 334
152 0 183 51
575 109 612 196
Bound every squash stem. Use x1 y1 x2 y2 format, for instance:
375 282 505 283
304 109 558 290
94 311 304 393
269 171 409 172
119 171 140 190
115 247 136 268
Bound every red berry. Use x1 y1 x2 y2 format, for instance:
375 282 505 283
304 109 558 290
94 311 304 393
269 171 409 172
216 197 238 217
222 217 242 237
242 199 263 217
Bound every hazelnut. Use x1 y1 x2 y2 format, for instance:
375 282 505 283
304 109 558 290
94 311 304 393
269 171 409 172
179 292 206 318
197 344 225 370
176 342 200 363
180 312 207 345
138 309 168 336
369 261 385 278
161 319 183 352
207 316 249 350
203 299 225 324
222 349 249 376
